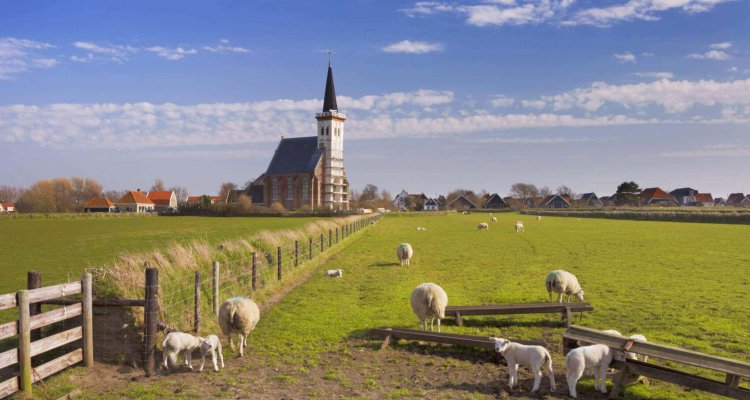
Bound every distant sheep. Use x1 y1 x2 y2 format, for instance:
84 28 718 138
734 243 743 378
218 297 260 357
491 217 498 222
199 334 224 372
477 222 489 231
416 226 427 231
515 221 524 232
162 331 204 371
565 344 613 398
545 270 584 303
491 338 556 392
537 215 542 222
396 243 414 266
410 283 448 332
324 269 343 278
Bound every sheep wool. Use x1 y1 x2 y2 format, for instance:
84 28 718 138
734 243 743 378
410 283 448 332
218 297 260 357
396 243 414 266
545 269 584 303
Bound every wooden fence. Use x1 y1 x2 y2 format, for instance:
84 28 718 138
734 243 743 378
0 273 93 399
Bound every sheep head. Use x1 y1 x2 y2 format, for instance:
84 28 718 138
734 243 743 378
490 337 510 353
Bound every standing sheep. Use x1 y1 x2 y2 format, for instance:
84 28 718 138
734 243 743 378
396 243 413 266
490 338 556 392
565 344 613 398
515 221 524 232
218 297 260 357
545 270 584 303
491 217 498 222
199 334 225 372
162 331 204 371
477 222 489 231
410 283 448 332
324 269 343 278
537 215 542 222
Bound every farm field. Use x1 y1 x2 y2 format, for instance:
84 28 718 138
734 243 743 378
0 216 320 294
75 212 750 399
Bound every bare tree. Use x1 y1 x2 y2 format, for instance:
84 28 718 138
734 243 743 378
556 185 575 198
539 186 552 197
219 182 238 200
169 186 189 203
510 183 540 201
0 185 22 202
151 178 166 192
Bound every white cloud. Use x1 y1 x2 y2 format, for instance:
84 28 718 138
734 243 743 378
382 40 443 54
202 39 250 54
144 46 198 61
73 41 138 63
570 0 732 27
521 99 547 109
710 42 732 49
0 37 57 79
688 49 730 60
614 52 637 63
472 136 593 144
660 144 750 158
634 71 674 79
489 96 515 107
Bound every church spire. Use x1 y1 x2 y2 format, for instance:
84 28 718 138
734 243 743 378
322 54 338 113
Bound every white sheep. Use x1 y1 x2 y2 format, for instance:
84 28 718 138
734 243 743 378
537 215 542 222
199 334 225 372
477 222 489 231
491 338 556 392
545 270 584 303
162 331 204 371
491 217 498 222
565 344 613 398
410 283 448 332
416 226 427 231
396 243 413 266
515 221 524 232
324 269 343 278
218 297 260 357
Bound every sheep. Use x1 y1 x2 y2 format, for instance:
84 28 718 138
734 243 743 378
545 270 584 303
565 344 613 398
416 226 427 231
324 269 343 278
396 243 413 266
199 334 224 372
490 338 556 392
491 217 498 222
162 331 204 371
477 222 489 231
537 215 542 222
410 283 448 332
515 221 524 232
218 297 260 357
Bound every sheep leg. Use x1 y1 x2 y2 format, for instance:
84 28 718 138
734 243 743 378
429 318 435 331
238 334 244 357
211 348 219 372
229 336 235 351
217 341 224 368
557 292 563 303
598 363 609 393
544 359 556 391
567 365 584 398
437 318 441 333
185 350 193 370
532 366 542 392
508 363 518 388
162 350 169 370
199 351 206 372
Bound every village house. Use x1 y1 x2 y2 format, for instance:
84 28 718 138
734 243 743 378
447 195 477 210
83 197 115 213
484 193 508 209
714 197 726 206
115 190 155 213
423 198 439 211
694 193 714 207
0 202 15 213
670 188 699 206
639 187 678 206
540 194 572 209
742 195 750 207
576 193 603 208
186 195 226 205
147 191 178 212
393 190 428 211
726 193 746 206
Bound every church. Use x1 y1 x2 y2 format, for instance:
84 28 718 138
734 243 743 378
244 62 350 211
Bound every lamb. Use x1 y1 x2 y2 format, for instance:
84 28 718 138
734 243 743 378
162 331 204 371
565 344 613 398
199 334 225 372
415 226 427 231
218 297 260 357
545 270 584 303
491 217 498 222
477 222 489 231
537 215 542 222
490 338 556 392
396 243 413 266
324 269 343 278
515 221 524 232
410 283 448 332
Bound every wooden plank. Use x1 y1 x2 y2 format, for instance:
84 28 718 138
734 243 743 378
17 289 32 396
445 302 593 316
29 303 82 331
82 272 93 367
27 282 81 304
0 348 18 370
0 376 18 399
30 326 82 358
0 321 17 341
0 293 15 311
368 328 543 350
41 298 145 307
565 326 750 378
32 348 83 383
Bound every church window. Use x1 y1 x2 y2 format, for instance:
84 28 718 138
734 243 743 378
286 178 294 200
271 178 279 201
301 177 309 200
325 127 329 135
320 127 324 135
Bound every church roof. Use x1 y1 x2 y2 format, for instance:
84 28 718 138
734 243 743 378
266 137 324 174
323 64 338 112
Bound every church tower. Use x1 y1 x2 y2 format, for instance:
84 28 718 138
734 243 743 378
316 58 348 210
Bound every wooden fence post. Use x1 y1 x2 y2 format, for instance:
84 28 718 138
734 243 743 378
295 240 299 267
252 252 258 290
17 289 32 396
194 271 201 333
143 267 158 376
82 272 94 367
309 237 313 259
277 247 282 280
212 261 220 317
336 228 339 244
329 230 332 248
320 233 324 252
27 271 42 341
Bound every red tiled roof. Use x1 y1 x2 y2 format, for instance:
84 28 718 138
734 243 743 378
695 193 713 203
84 197 114 208
211 196 225 202
1 202 14 208
147 191 174 206
117 190 154 205
640 187 673 200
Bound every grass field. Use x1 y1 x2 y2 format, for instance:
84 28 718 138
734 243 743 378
76 212 750 399
0 216 319 294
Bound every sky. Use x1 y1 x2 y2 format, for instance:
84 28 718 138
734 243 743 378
1 0 749 198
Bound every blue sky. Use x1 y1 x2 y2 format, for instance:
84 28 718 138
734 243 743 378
1 0 749 198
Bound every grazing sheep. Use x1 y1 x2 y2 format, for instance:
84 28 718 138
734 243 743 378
218 297 260 357
545 270 584 303
199 334 224 372
490 338 556 392
491 217 498 222
515 221 524 232
162 331 204 371
324 269 343 278
537 215 542 222
477 222 489 231
416 226 427 231
410 283 448 332
396 243 414 266
628 334 648 363
565 344 614 398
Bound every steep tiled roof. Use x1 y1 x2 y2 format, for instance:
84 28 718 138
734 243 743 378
727 193 746 204
117 190 154 205
265 137 324 174
147 191 174 206
84 197 114 208
323 64 338 112
640 187 674 201
0 202 14 208
695 193 713 203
